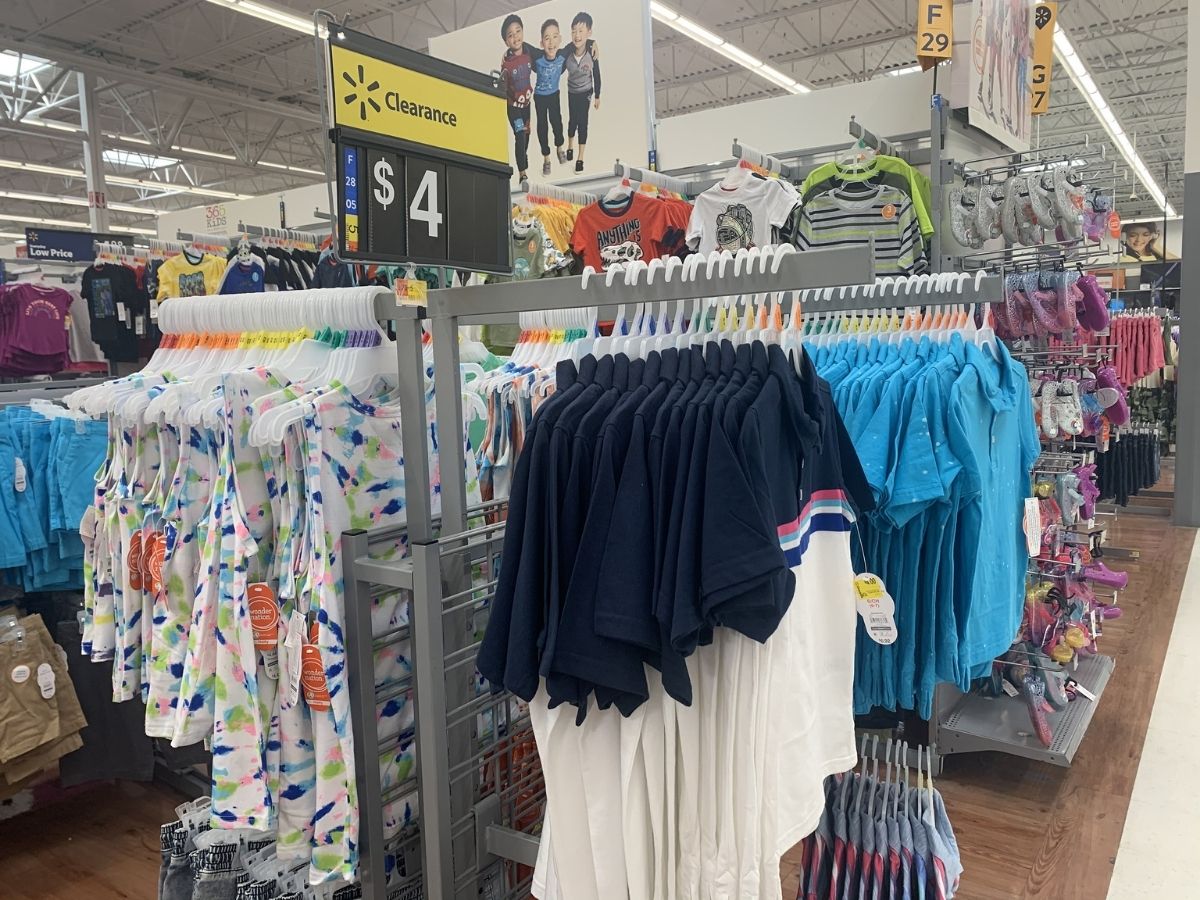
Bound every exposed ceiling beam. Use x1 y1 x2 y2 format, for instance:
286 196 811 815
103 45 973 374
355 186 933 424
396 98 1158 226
655 25 910 91
0 118 321 182
652 0 862 50
0 28 323 126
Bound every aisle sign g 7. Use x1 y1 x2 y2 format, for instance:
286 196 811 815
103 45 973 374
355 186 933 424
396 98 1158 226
325 26 512 274
1030 2 1057 115
916 0 953 65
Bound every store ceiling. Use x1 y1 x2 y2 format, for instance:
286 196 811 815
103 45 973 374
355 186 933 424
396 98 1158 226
0 0 1186 234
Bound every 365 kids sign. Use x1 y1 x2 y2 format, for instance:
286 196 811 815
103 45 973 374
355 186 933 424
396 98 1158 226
428 0 656 183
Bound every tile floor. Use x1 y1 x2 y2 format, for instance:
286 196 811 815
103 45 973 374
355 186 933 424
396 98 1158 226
1107 533 1200 899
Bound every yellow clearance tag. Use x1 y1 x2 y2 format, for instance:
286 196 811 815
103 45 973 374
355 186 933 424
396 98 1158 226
916 0 953 66
394 278 428 304
853 573 898 645
854 573 886 602
1030 2 1057 115
330 45 508 165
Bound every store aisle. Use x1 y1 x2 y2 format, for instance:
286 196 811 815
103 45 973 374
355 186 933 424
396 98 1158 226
1107 531 1200 899
843 513 1194 900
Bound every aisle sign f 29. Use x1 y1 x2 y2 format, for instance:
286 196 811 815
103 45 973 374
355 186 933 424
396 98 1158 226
1030 2 1057 115
916 0 953 66
325 26 512 274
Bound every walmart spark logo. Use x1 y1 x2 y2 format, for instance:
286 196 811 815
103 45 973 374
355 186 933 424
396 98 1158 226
342 65 381 121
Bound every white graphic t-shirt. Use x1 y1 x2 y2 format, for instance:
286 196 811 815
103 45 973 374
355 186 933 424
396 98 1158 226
687 176 799 253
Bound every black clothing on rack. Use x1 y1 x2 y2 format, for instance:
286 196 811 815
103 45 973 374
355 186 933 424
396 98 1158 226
1095 431 1160 506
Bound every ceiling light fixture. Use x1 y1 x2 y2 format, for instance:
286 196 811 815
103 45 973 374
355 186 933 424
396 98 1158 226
0 212 91 228
0 189 164 216
0 158 83 178
202 0 327 37
23 118 79 133
649 1 810 94
0 214 155 236
105 175 252 200
886 65 923 77
259 161 325 176
1052 25 1175 217
0 156 252 200
0 231 25 240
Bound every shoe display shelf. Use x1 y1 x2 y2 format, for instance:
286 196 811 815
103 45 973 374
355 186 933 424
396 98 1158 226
931 653 1115 767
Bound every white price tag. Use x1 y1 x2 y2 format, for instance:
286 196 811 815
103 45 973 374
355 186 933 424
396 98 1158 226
282 610 305 710
11 664 30 684
1024 498 1042 556
117 302 128 323
14 457 26 493
1000 678 1019 698
853 572 898 645
37 662 55 699
150 298 159 321
135 315 146 336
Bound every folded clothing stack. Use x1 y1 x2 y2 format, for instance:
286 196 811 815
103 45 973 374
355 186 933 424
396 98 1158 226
0 407 108 592
0 282 75 376
0 614 87 787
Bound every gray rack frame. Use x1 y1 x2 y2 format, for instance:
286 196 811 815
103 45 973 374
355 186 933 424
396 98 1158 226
341 245 901 899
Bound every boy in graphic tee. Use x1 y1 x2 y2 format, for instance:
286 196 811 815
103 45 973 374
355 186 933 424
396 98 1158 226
532 19 569 176
565 12 601 174
500 14 542 183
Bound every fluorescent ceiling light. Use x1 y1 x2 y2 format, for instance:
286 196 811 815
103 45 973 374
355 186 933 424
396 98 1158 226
24 118 79 133
259 161 325 176
886 65 922 77
103 148 180 170
1053 25 1175 216
105 175 251 200
0 51 50 79
0 158 83 178
0 214 157 237
0 213 90 228
650 1 810 94
0 231 25 240
0 189 164 216
1122 214 1182 224
202 0 327 37
0 156 250 199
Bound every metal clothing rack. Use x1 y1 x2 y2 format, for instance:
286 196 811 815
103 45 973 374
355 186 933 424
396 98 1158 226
612 161 716 197
340 245 876 900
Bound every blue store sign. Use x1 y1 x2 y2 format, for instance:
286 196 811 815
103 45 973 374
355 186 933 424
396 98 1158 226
24 227 133 263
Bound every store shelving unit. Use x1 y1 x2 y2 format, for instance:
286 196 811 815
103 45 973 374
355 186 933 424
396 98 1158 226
342 245 881 900
932 654 1115 766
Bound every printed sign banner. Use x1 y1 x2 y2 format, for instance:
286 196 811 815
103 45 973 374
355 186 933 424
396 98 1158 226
429 0 656 184
968 0 1034 151
24 227 132 262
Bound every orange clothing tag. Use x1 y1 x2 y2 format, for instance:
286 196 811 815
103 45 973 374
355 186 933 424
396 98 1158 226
301 644 331 712
145 534 166 594
128 532 144 591
248 583 281 652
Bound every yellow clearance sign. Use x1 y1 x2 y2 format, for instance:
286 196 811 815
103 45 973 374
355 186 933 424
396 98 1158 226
1030 2 1057 115
330 45 508 165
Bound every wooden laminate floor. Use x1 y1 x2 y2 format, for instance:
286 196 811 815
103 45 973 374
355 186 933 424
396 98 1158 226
0 516 1190 900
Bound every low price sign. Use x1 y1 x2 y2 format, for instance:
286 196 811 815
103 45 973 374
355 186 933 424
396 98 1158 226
326 27 512 274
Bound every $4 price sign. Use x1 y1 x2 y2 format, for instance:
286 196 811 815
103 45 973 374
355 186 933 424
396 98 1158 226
363 145 447 261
